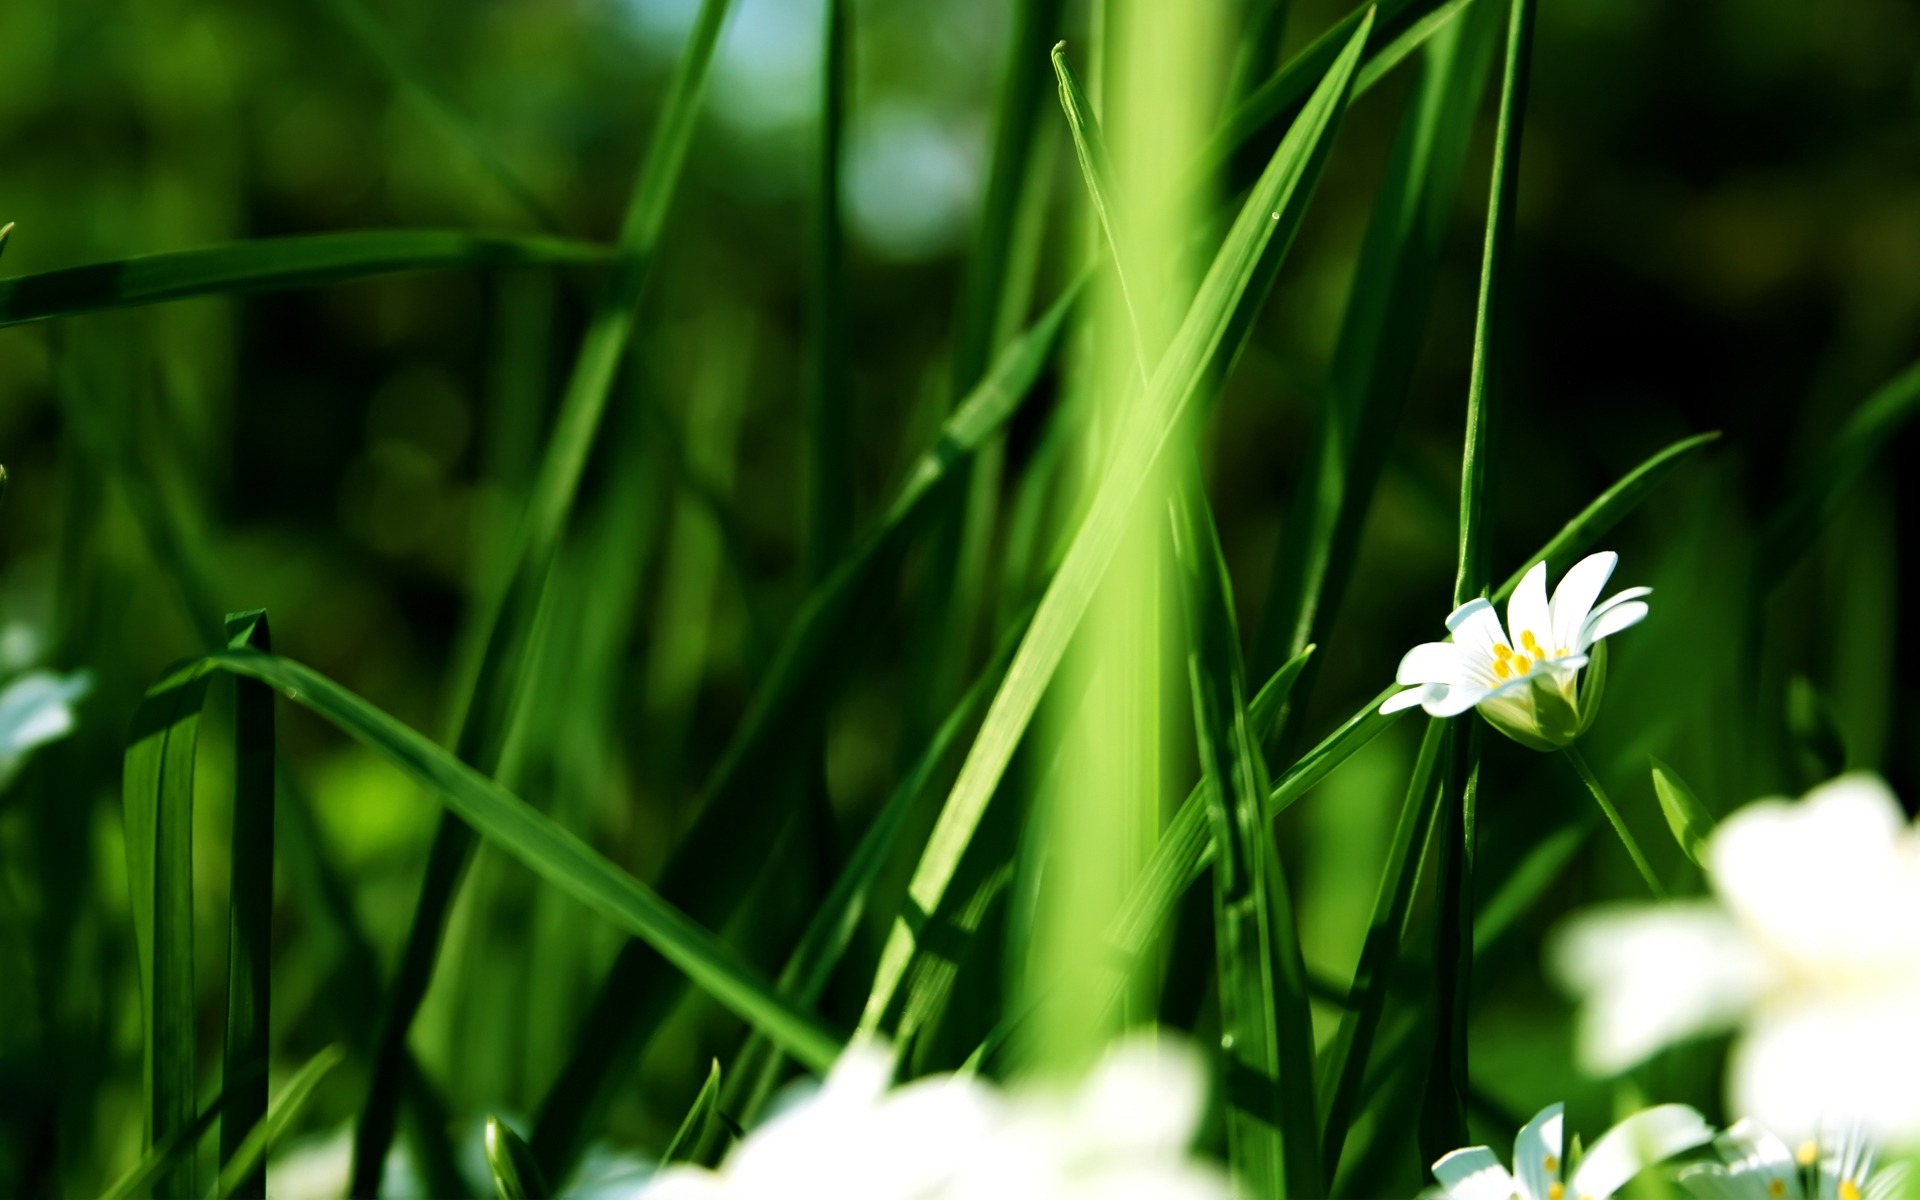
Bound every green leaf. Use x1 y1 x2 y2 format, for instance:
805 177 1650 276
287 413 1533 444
660 1060 723 1167
1172 482 1321 1197
485 1117 549 1200
352 0 742 1187
219 611 274 1200
1650 757 1716 868
862 8 1375 1039
0 231 607 327
210 1046 346 1200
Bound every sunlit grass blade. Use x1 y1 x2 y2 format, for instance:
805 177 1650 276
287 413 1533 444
1172 482 1321 1196
210 1046 345 1200
527 286 1074 1182
660 1060 723 1167
485 1117 549 1200
352 0 739 1186
0 222 13 260
1317 716 1447 1175
1251 0 1499 683
1423 0 1536 1159
123 673 212 1199
862 11 1374 1037
0 231 607 327
152 647 845 1070
312 0 558 229
220 611 274 1200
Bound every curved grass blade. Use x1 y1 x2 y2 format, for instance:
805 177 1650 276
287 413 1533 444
485 1117 549 1200
220 612 275 1200
861 10 1375 1038
210 1046 346 1200
0 231 607 327
660 1060 723 1167
0 222 13 261
1173 483 1322 1196
526 285 1075 1182
99 1087 226 1200
352 0 741 1187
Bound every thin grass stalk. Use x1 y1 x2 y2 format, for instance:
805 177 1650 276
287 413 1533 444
219 611 274 1200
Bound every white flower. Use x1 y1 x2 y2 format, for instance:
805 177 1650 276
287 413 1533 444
639 1033 1229 1200
1431 1101 1712 1200
1381 552 1650 750
1678 1120 1911 1200
0 668 91 787
1551 774 1920 1148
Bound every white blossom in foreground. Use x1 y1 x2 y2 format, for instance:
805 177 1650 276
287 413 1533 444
1381 552 1650 750
638 1034 1229 1200
1678 1120 1910 1200
1551 774 1920 1147
1430 1101 1712 1200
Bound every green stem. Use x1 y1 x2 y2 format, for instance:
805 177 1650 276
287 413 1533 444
1562 745 1666 898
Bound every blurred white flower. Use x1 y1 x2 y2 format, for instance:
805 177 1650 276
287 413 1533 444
1678 1120 1910 1200
639 1033 1228 1200
1430 1100 1712 1200
1381 552 1650 751
0 668 91 786
1552 774 1920 1147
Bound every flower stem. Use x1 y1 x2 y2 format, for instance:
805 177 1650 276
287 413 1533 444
1562 745 1666 898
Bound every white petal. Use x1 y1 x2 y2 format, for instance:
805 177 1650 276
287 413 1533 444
1446 597 1510 658
1382 686 1441 714
1507 562 1553 659
1568 1105 1714 1200
0 669 90 756
1427 683 1493 718
1703 1119 1804 1200
1549 903 1773 1074
1070 1034 1207 1156
1707 774 1920 975
1730 987 1920 1150
637 1166 736 1198
1548 551 1618 652
1432 1146 1519 1200
1676 1164 1761 1200
1513 1103 1566 1200
1577 601 1649 651
1399 642 1469 686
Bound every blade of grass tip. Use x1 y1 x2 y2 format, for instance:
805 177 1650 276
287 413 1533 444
124 672 213 1200
660 1060 722 1166
0 231 608 328
1754 357 1920 592
805 0 852 582
351 0 738 1189
99 1086 230 1200
1317 716 1447 1175
525 285 1075 1183
156 647 847 1070
0 222 13 261
220 611 274 1200
211 1046 347 1200
861 10 1374 1039
312 0 560 230
1250 0 1500 687
1172 481 1322 1197
484 1118 549 1200
1424 0 1535 1162
1649 756 1714 868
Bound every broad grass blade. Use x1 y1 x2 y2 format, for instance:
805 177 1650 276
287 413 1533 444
862 11 1375 1037
220 611 274 1200
0 231 606 327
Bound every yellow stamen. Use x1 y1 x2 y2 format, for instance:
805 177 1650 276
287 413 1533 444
1547 1183 1564 1200
1796 1141 1818 1167
1511 653 1533 674
1522 630 1547 658
1544 1155 1559 1173
1555 647 1570 658
1839 1181 1861 1200
1492 643 1514 661
1493 658 1513 681
1768 1182 1785 1199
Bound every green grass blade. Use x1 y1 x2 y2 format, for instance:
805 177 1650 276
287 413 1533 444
124 673 211 1199
99 1088 227 1200
351 0 740 1186
1426 0 1536 1159
525 286 1074 1183
160 647 846 1070
861 11 1374 1037
0 231 607 327
311 0 558 229
1252 0 1500 681
660 1060 723 1167
805 0 853 581
485 1118 549 1200
219 612 274 1200
210 1046 346 1200
1173 482 1321 1196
